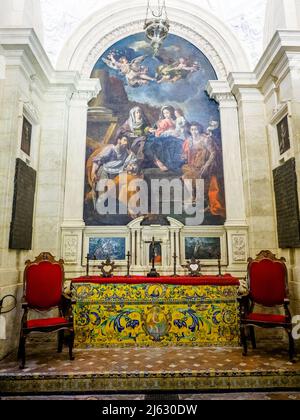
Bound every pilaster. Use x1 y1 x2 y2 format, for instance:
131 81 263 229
207 80 248 271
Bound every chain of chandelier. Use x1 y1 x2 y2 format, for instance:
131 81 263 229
144 0 170 56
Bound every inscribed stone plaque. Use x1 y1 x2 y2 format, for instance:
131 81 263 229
9 159 36 250
273 158 300 248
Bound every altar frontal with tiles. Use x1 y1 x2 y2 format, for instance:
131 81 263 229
72 281 240 348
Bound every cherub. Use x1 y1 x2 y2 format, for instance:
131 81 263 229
102 52 156 87
156 57 200 84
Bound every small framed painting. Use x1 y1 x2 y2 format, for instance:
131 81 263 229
277 115 290 155
185 237 221 261
182 228 227 266
88 237 126 261
149 242 162 266
21 117 32 156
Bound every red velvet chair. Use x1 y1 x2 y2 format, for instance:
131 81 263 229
240 250 295 362
18 253 75 369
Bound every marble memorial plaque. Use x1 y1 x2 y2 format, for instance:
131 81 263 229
9 159 36 250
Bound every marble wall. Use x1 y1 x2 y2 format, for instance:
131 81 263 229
0 28 99 360
262 44 300 318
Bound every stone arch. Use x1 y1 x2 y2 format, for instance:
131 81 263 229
57 0 250 78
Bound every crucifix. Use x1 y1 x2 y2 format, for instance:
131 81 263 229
146 237 162 278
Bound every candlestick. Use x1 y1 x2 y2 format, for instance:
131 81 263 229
85 254 90 277
172 252 179 277
126 251 132 277
174 232 177 255
218 254 222 277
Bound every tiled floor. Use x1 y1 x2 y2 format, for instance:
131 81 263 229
0 338 299 396
0 339 300 375
0 339 298 376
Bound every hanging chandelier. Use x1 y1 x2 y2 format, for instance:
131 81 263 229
144 0 170 56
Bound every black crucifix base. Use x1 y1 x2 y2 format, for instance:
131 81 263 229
147 268 161 278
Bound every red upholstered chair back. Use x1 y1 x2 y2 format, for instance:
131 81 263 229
24 253 64 310
248 251 288 307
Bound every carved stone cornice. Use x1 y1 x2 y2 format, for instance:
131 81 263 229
206 80 237 107
20 98 40 123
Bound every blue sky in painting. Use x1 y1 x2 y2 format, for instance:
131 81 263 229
94 33 219 127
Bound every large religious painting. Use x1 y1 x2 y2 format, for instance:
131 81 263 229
84 33 226 227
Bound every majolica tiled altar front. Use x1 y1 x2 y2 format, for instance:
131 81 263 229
71 276 240 348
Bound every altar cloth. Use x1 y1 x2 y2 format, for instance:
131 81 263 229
72 275 240 286
71 276 240 349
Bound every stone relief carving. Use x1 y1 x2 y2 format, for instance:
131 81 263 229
63 235 78 263
232 235 247 262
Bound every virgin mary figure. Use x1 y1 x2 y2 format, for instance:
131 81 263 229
144 105 185 173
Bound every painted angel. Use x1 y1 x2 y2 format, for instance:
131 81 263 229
156 57 200 84
102 52 156 87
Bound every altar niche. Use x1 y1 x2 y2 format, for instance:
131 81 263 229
128 216 183 276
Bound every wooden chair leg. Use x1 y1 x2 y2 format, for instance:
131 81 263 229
57 330 64 353
250 326 256 349
287 329 296 362
18 334 27 370
240 325 248 356
69 329 75 361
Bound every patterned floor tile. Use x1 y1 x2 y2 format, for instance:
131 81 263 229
0 338 299 380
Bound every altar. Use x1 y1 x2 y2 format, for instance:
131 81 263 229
71 276 240 349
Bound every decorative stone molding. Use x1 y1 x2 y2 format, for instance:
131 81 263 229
206 80 237 107
57 1 250 76
81 20 227 79
71 89 100 104
21 99 40 124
